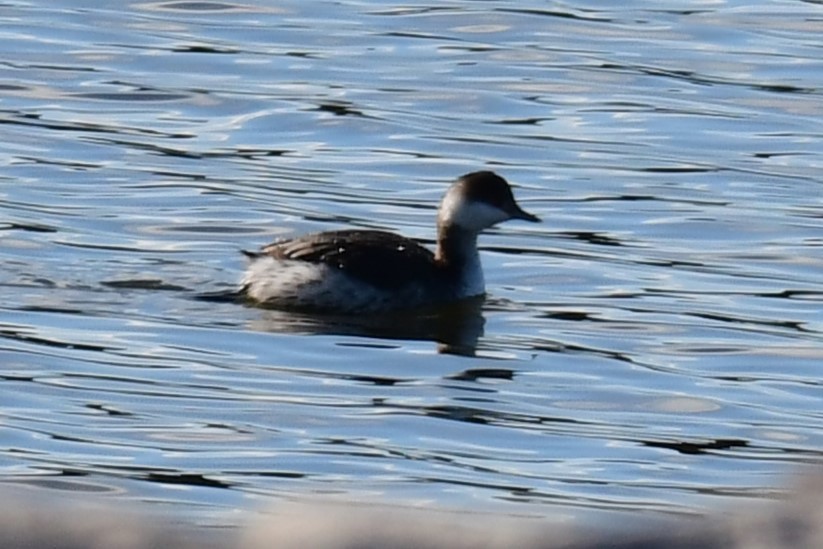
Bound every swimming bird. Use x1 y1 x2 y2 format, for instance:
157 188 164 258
240 171 539 313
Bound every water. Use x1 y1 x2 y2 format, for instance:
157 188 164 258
1 0 822 529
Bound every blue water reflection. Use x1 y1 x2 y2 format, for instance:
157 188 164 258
1 0 821 528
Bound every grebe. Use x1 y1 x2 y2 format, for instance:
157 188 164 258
241 171 539 313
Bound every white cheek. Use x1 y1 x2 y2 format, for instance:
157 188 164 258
450 201 508 231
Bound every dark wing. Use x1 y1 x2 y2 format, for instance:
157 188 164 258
252 229 440 291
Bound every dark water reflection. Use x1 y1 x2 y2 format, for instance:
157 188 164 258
246 297 487 357
1 0 822 530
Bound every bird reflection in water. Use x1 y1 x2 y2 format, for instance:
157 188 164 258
246 296 486 356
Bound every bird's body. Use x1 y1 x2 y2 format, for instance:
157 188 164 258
241 171 538 313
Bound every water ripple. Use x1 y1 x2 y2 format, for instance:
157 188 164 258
1 0 821 529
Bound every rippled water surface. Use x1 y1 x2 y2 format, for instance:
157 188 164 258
2 0 822 528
